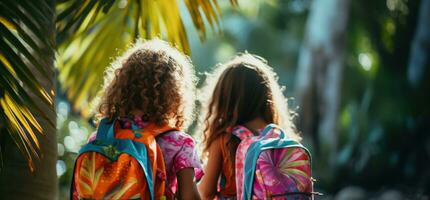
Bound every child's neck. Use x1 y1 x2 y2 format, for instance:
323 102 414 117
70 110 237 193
244 117 268 134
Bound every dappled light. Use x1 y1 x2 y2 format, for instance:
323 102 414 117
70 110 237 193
1 0 429 199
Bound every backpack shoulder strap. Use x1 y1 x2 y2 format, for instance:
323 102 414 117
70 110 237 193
133 123 178 199
95 118 116 141
231 125 254 140
140 135 167 199
143 123 179 137
260 123 286 139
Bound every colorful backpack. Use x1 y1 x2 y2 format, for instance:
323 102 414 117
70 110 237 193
71 118 177 200
233 124 315 200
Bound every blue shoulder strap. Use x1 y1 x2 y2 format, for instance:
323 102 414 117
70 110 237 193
95 118 115 141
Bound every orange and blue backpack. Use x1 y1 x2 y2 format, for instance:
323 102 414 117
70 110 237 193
71 118 177 200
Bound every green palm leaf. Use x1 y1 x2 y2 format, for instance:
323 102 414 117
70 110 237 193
1 0 237 171
0 0 55 171
56 0 238 115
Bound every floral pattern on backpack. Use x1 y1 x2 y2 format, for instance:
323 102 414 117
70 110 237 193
233 124 314 200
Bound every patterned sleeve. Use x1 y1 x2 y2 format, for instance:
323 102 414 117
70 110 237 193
172 134 204 182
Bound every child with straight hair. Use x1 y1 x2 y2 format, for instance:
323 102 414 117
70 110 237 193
73 39 203 200
197 53 313 199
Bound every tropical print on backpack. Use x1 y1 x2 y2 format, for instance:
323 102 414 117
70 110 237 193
71 118 177 200
233 124 314 200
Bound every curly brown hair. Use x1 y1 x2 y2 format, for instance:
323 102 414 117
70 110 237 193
95 39 196 129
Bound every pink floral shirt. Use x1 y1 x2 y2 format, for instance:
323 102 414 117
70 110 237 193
87 120 203 195
156 131 204 194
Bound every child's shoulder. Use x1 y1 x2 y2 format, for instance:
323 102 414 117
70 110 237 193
157 130 195 147
158 130 193 140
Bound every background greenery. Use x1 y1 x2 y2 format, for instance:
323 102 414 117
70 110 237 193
57 0 430 198
1 0 429 199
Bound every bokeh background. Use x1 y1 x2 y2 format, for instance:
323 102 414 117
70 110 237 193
1 0 429 199
55 0 430 198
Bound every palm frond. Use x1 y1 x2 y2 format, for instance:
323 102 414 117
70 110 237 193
0 0 55 171
56 0 238 115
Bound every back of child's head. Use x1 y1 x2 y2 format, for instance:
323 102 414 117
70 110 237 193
199 53 300 153
96 39 196 129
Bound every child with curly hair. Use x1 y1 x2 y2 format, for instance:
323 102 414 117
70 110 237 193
82 39 202 200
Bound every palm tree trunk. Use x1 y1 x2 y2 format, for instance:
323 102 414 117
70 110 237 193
0 0 57 199
295 0 351 171
407 0 430 88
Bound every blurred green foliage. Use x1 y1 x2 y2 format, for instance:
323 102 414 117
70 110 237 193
56 0 430 197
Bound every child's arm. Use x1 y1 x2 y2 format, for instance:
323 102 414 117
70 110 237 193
197 139 222 200
176 168 201 200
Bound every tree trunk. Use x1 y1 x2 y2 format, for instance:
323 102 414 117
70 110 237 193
0 0 57 199
407 0 430 88
295 0 351 170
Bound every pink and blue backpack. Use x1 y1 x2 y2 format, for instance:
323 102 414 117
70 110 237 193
233 124 316 200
